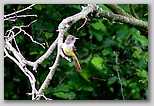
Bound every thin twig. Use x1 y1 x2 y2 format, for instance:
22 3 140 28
13 37 21 54
4 15 37 21
114 51 125 100
5 20 45 49
128 4 139 19
104 4 134 18
21 19 37 28
89 76 107 81
54 68 74 90
77 17 90 30
4 4 35 18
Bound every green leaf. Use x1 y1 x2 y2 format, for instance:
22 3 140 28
40 71 48 83
102 49 111 56
88 28 104 42
30 51 38 55
132 48 142 59
144 52 148 62
91 57 103 70
116 27 137 41
136 69 148 78
108 77 117 85
41 59 49 68
34 4 42 10
45 32 53 39
44 87 52 94
112 65 117 71
82 84 94 91
69 4 81 10
80 67 92 81
109 87 114 93
54 84 73 92
52 11 61 20
102 38 116 47
68 74 94 92
133 31 148 46
92 20 107 31
98 4 112 12
53 92 76 100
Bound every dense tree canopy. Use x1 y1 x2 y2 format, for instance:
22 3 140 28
4 4 148 100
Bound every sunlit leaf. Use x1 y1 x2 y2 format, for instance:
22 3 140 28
91 57 103 70
132 48 142 59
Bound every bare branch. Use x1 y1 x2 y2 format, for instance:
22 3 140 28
35 4 101 100
5 20 45 48
26 38 58 71
4 5 42 99
4 47 37 100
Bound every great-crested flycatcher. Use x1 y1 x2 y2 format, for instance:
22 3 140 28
61 35 82 72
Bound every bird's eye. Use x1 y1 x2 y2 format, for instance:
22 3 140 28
71 38 74 40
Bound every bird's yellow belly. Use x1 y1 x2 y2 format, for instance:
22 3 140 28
62 45 74 57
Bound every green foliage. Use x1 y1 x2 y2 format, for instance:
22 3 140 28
4 4 148 100
53 84 76 100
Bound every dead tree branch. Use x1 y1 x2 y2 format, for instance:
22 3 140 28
4 4 102 100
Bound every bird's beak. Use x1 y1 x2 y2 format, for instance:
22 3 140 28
75 37 79 40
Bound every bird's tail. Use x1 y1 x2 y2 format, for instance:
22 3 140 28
73 56 82 72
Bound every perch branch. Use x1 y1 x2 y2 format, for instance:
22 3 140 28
26 38 58 71
35 4 101 100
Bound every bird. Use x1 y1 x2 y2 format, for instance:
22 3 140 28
61 35 82 72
